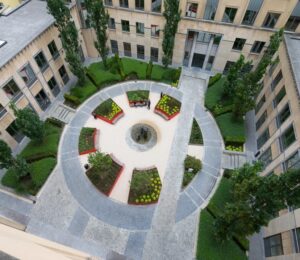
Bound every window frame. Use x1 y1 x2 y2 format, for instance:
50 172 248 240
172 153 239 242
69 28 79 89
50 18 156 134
110 40 119 54
48 40 59 60
19 63 37 87
151 25 160 37
242 10 257 25
280 124 296 151
0 103 7 118
232 38 246 51
137 45 145 60
150 47 159 62
222 7 238 23
108 18 116 29
264 234 283 257
136 22 145 34
262 12 281 29
34 51 49 72
121 20 130 32
251 41 265 54
123 42 132 57
135 0 144 10
58 65 69 84
276 103 291 128
185 2 198 18
2 79 22 102
151 0 161 13
119 0 128 8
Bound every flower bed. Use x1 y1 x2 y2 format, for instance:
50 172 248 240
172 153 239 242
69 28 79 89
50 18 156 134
78 128 97 155
93 98 124 124
154 95 181 120
86 154 123 196
126 90 149 107
128 168 161 205
225 142 244 152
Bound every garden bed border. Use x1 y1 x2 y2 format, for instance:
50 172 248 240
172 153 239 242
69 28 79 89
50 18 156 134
154 107 179 121
79 128 98 155
94 110 124 125
107 153 125 196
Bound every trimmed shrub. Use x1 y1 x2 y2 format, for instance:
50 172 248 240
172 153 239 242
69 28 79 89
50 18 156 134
45 117 65 128
213 104 233 116
64 93 81 106
146 61 153 79
208 73 222 87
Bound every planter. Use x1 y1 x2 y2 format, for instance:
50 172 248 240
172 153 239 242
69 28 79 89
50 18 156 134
154 107 180 120
154 94 181 121
79 128 97 155
94 110 124 125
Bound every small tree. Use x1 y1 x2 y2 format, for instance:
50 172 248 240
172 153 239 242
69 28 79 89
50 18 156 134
88 151 112 171
85 0 109 68
0 140 14 169
162 0 181 67
12 156 30 179
10 103 45 141
47 0 85 85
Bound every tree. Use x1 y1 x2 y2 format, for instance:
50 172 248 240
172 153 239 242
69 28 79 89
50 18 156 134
85 0 109 68
12 156 30 179
0 140 14 169
10 103 45 141
88 151 112 171
214 162 300 241
162 0 181 67
47 0 85 85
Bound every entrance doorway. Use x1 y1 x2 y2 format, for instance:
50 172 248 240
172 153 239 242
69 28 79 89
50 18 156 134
191 53 205 68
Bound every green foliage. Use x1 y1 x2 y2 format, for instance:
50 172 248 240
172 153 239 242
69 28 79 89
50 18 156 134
70 79 97 102
162 0 181 67
10 103 45 141
85 0 109 67
30 157 56 188
0 140 13 169
122 57 147 79
45 117 65 128
93 98 122 120
182 155 202 188
189 119 203 145
64 93 81 107
205 77 227 111
156 95 181 116
213 104 233 117
88 151 112 172
146 60 153 79
126 90 149 102
79 128 95 153
12 156 30 179
208 73 222 87
109 54 126 79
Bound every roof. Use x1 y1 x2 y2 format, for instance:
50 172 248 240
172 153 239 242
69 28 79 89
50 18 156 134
0 0 55 68
284 34 300 97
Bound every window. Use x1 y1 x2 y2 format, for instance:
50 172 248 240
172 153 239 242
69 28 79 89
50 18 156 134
111 40 118 54
232 38 246 51
257 128 270 149
256 95 266 114
197 32 212 43
271 71 283 90
34 51 48 72
59 65 69 84
205 56 215 71
0 104 7 118
213 35 222 45
151 25 160 37
242 10 257 25
137 45 144 59
223 61 234 74
256 110 267 130
204 0 219 20
285 16 300 32
263 12 280 28
151 0 161 12
186 3 198 18
150 47 159 62
264 234 283 257
222 7 237 23
19 64 36 87
269 58 279 76
35 89 50 111
251 41 265 53
48 77 60 97
136 22 144 34
119 0 128 8
280 125 296 151
108 18 116 29
284 152 300 171
104 0 112 6
121 20 130 32
135 0 144 10
48 40 59 59
6 120 25 143
259 147 272 168
273 87 286 107
277 103 290 127
123 42 131 57
3 79 22 102
292 228 300 253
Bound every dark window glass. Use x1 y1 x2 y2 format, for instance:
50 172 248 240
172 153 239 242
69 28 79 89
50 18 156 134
280 125 296 151
242 10 257 25
222 7 237 23
3 79 22 102
257 128 270 149
284 152 300 171
34 51 48 71
120 0 128 8
151 25 160 37
108 18 116 29
136 22 144 34
0 104 7 118
121 20 130 32
259 147 272 168
263 12 280 28
19 64 36 87
255 95 266 114
256 110 267 130
186 3 198 18
271 71 283 90
151 0 161 12
123 42 131 57
48 77 60 97
35 89 50 111
223 61 235 74
232 38 246 51
285 16 300 32
135 0 144 10
59 65 69 84
277 103 290 127
111 40 118 54
150 47 159 62
273 87 286 107
104 0 112 6
251 41 265 53
137 45 145 59
264 234 283 257
48 40 59 59
204 0 219 20
269 58 279 76
292 228 300 253
6 120 25 143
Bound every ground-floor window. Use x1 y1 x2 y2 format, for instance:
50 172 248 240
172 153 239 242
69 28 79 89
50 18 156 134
6 120 25 143
110 40 118 54
48 76 60 97
59 65 69 85
137 45 144 59
264 234 283 257
35 89 51 111
150 47 159 62
123 42 131 57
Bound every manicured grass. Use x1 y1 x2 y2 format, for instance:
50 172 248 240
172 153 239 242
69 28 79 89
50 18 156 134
128 168 161 204
189 119 203 145
93 98 122 120
122 58 148 79
215 113 245 143
151 65 175 84
196 209 247 260
78 128 95 153
70 79 97 103
127 90 149 102
205 77 226 111
86 160 121 195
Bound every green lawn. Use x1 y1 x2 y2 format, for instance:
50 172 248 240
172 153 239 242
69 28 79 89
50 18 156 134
205 77 226 111
70 79 97 103
151 64 176 84
189 119 203 145
122 58 148 79
196 209 247 260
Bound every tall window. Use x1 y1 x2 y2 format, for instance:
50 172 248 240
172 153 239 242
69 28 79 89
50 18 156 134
259 147 272 168
277 103 290 127
108 18 116 29
151 0 161 13
285 16 300 32
6 120 25 143
263 12 280 28
251 41 265 53
135 0 144 10
186 3 198 18
222 7 237 23
111 40 118 54
19 64 36 87
3 79 22 101
204 0 219 20
48 40 59 59
242 0 263 26
264 234 283 257
121 20 130 32
284 152 300 171
280 125 296 151
269 58 279 76
257 128 270 149
34 51 48 72
151 25 160 37
48 77 60 97
256 110 267 130
255 95 266 114
59 65 69 84
273 87 286 107
271 71 283 90
0 104 7 118
104 0 112 6
232 38 246 51
119 0 128 8
123 42 131 57
137 45 145 59
136 22 145 34
150 47 159 62
223 61 234 74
